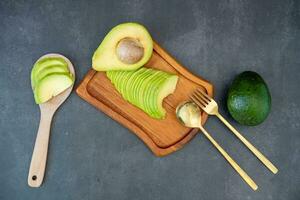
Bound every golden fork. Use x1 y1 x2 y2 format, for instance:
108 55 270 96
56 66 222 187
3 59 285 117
190 88 278 174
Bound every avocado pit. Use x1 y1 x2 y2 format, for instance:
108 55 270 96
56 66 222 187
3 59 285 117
116 38 144 64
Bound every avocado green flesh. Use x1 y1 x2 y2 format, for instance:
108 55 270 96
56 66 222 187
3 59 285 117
227 71 271 126
124 69 141 101
31 56 74 104
125 69 144 102
139 71 154 115
92 22 153 71
147 75 165 117
152 73 171 117
140 71 160 116
31 57 68 88
157 75 178 116
131 69 148 97
120 70 136 99
34 72 74 104
107 67 178 119
130 69 150 105
144 71 165 117
32 65 69 88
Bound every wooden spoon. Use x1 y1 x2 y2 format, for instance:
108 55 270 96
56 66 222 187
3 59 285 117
28 53 75 187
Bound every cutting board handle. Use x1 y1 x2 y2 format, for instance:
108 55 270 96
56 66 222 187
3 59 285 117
28 108 54 187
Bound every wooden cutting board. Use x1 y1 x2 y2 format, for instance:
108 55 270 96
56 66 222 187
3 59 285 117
76 42 213 156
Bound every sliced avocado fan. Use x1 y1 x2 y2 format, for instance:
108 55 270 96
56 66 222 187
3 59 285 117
107 67 178 119
31 56 74 104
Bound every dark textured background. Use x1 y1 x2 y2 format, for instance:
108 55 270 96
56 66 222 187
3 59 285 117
0 0 299 199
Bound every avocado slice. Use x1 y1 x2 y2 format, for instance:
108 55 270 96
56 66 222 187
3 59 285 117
119 70 136 98
92 22 153 71
156 74 178 118
32 65 69 88
34 73 74 104
141 71 161 117
147 72 167 117
129 68 149 104
31 57 68 88
107 67 178 119
227 71 271 126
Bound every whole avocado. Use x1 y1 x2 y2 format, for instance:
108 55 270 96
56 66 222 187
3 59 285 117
227 71 271 126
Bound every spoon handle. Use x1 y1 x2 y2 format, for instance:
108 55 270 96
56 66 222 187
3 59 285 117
216 113 278 174
28 109 53 187
198 126 258 191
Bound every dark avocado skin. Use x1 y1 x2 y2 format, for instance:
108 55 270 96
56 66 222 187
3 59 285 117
227 71 271 126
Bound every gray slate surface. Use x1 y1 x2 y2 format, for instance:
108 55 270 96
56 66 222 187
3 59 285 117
0 0 299 199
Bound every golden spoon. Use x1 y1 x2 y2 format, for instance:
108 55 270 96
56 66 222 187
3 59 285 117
176 101 258 191
190 88 278 174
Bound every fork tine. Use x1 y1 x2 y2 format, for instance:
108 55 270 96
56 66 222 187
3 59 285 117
190 96 205 110
196 88 211 100
192 93 208 106
190 94 202 105
190 94 206 109
194 90 210 104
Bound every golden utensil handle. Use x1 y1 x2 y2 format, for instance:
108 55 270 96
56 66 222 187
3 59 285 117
199 126 258 191
216 113 278 174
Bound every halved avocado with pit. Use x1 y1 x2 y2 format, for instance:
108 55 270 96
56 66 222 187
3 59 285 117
92 22 153 71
